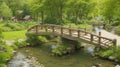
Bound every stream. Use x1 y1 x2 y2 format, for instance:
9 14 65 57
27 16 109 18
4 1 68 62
7 26 118 67
7 44 116 67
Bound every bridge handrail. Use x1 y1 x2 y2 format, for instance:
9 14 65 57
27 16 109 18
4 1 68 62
27 24 117 47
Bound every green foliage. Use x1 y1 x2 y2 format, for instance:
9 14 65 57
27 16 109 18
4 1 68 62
0 42 13 63
38 36 48 43
98 49 113 57
0 21 25 32
26 33 48 46
98 46 120 61
115 26 120 35
2 30 26 40
0 63 6 67
14 39 27 48
18 21 37 29
0 29 3 40
51 36 61 44
3 23 24 31
0 2 12 19
64 23 93 30
112 47 120 60
112 21 120 26
52 44 70 56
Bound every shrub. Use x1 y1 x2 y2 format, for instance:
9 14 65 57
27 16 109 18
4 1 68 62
0 63 6 67
52 44 69 56
115 26 120 35
112 21 120 26
0 26 12 32
0 29 3 40
44 17 58 24
26 33 48 46
10 44 18 50
51 36 62 44
38 36 48 43
112 47 120 60
3 23 24 31
0 43 14 63
98 49 113 57
14 39 27 48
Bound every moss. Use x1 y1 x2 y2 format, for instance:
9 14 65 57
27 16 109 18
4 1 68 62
26 33 48 46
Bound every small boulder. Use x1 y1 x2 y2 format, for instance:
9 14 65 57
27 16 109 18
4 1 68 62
109 56 115 60
115 64 120 67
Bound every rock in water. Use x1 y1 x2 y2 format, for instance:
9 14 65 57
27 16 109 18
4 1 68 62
115 65 120 67
109 56 115 60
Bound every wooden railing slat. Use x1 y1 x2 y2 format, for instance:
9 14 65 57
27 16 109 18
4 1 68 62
27 24 117 48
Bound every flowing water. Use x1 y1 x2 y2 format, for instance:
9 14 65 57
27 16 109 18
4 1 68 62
8 44 116 67
7 26 118 67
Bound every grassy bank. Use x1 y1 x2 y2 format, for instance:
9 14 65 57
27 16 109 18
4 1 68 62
2 30 26 40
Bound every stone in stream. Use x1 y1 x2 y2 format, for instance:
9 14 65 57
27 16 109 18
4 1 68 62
109 56 115 60
92 63 102 67
25 50 29 53
115 65 120 67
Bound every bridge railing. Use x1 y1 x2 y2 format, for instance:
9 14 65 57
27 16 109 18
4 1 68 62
27 24 117 47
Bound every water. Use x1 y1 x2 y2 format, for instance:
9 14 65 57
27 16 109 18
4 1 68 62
8 44 116 67
8 52 30 67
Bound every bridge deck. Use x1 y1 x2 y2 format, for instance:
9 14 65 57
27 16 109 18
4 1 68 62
27 24 117 48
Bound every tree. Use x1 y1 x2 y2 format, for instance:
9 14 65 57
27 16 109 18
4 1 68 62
0 2 13 19
102 0 120 23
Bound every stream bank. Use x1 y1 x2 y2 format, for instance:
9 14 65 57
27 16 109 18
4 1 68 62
8 44 117 67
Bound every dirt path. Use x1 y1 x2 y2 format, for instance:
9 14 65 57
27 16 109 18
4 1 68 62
96 29 120 46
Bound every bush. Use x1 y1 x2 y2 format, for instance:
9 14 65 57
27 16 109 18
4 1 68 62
51 36 62 44
0 43 14 63
0 63 6 67
3 23 24 31
112 21 120 26
115 26 120 35
0 29 3 40
0 26 12 32
98 50 113 57
26 33 48 46
18 21 37 29
52 44 70 56
14 39 27 48
112 47 120 60
0 20 37 32
44 17 58 24
38 36 48 43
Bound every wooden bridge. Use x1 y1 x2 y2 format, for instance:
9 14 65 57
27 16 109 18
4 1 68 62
27 24 117 48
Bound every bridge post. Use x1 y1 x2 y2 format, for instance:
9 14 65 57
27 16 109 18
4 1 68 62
69 29 72 36
45 26 48 32
113 39 117 47
52 26 55 33
91 34 93 42
78 30 80 38
61 27 63 35
35 25 38 33
84 28 87 35
98 32 101 44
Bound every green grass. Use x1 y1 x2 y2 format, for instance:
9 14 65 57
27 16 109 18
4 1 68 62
2 30 26 40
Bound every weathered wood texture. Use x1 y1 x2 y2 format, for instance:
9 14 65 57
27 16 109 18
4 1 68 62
27 24 117 48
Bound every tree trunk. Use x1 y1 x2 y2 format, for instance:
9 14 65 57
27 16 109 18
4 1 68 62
75 11 78 24
41 11 44 24
59 0 63 23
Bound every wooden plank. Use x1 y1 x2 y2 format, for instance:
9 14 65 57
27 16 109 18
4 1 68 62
28 24 116 48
